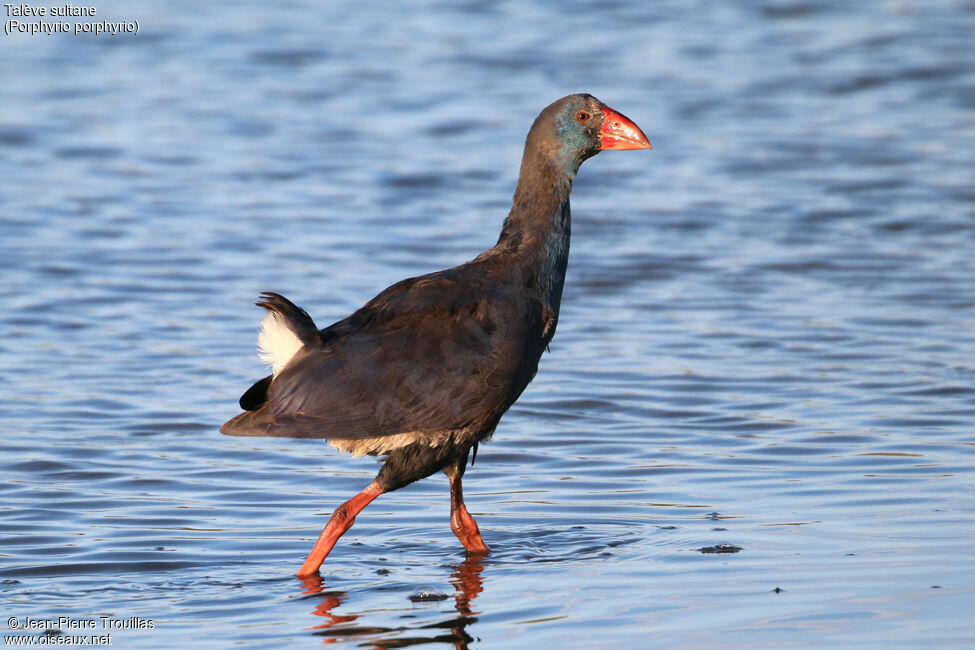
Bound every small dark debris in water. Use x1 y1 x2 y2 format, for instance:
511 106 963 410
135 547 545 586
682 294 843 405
708 512 721 521
232 583 243 589
712 527 727 531
930 585 942 589
351 541 364 546
409 590 448 603
2 579 20 585
154 546 166 551
700 544 742 554
378 557 387 561
846 553 856 556
376 568 391 575
600 552 613 557
571 525 585 530
659 525 678 530
773 587 783 593
43 629 63 637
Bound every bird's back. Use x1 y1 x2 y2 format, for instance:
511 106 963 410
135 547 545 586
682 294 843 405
220 252 552 445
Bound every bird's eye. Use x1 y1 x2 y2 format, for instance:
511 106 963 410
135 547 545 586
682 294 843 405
576 111 591 122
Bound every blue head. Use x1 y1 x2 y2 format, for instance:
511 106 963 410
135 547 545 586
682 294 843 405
527 94 651 177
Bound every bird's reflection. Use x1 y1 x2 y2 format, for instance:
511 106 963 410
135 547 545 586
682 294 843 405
297 574 360 634
298 556 486 649
448 555 484 622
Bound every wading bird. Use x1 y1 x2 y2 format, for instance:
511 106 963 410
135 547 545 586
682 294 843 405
221 94 651 576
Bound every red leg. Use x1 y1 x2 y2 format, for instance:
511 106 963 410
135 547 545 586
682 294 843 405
297 481 383 577
448 468 489 554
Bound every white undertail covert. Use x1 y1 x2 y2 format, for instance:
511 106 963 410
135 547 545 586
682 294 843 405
257 311 303 375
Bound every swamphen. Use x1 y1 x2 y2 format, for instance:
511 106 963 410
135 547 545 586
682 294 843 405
221 94 651 576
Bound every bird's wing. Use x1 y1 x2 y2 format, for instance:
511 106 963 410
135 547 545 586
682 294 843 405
221 264 546 440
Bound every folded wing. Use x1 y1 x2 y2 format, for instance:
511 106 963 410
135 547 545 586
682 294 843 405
221 263 545 440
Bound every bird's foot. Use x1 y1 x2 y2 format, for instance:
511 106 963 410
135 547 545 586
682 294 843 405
451 504 490 554
296 482 383 576
460 535 490 555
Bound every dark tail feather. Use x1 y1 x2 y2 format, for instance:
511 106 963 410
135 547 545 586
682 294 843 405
239 374 272 410
256 291 322 347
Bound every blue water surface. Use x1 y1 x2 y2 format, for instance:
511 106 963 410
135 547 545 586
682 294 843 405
1 1 974 647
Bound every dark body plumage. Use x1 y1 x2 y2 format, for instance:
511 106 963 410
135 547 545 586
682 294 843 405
221 94 650 574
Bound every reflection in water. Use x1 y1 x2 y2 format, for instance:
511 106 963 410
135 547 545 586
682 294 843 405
299 558 485 648
297 575 361 638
